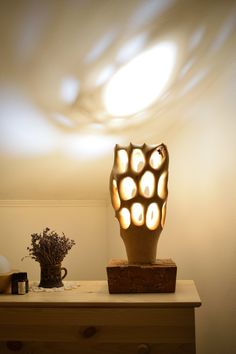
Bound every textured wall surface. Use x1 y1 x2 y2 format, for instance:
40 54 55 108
0 1 236 353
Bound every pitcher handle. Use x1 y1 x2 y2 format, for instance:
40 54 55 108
61 267 67 280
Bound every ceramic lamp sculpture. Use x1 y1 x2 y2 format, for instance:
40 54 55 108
110 143 169 264
107 142 176 293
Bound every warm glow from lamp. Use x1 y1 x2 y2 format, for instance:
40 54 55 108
140 171 155 198
104 42 176 116
120 177 137 200
112 180 121 210
119 208 131 229
158 171 168 199
131 203 144 226
150 149 164 169
131 149 145 172
117 149 128 173
60 76 80 104
146 203 160 230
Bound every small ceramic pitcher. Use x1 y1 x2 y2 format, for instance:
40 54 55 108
39 263 67 288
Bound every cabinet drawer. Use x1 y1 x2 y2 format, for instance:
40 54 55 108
0 341 196 354
0 307 195 353
0 307 194 328
0 323 195 343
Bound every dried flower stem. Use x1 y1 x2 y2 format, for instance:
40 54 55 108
25 227 76 265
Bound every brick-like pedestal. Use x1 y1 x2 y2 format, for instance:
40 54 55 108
106 259 177 294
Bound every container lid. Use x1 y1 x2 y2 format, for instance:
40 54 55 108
12 272 28 281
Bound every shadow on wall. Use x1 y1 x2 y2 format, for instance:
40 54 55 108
0 0 236 157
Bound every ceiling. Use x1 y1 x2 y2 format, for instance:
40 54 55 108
0 0 236 200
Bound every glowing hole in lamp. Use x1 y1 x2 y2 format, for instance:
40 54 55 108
131 149 145 173
146 203 160 230
119 208 131 229
150 149 164 169
103 42 176 116
161 202 167 228
112 179 121 210
140 171 155 198
158 171 168 199
120 177 137 200
131 203 144 226
117 149 128 173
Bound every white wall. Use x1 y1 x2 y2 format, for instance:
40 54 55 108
0 200 108 281
166 122 236 354
1 68 236 354
0 155 235 354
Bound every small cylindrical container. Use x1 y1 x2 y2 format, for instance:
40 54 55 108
11 272 29 295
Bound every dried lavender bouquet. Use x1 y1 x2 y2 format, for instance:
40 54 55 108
27 227 75 265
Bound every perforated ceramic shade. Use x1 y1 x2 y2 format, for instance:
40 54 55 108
110 143 169 264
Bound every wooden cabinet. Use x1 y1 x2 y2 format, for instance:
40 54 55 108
0 280 201 354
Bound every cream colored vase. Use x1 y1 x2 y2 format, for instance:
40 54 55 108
110 143 169 264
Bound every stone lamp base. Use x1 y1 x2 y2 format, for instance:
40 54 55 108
106 259 177 294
